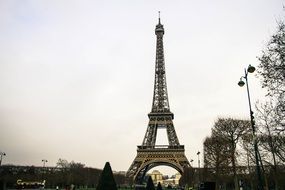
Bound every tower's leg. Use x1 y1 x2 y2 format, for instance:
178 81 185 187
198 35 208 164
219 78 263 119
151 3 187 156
166 123 180 146
142 124 157 146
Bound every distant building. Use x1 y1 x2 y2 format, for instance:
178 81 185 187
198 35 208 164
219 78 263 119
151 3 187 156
162 172 181 187
149 170 181 187
149 170 163 184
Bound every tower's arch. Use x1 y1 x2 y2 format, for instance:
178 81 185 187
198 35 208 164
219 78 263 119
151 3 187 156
134 160 184 182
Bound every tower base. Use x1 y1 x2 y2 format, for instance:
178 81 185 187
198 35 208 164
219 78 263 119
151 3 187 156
127 145 190 183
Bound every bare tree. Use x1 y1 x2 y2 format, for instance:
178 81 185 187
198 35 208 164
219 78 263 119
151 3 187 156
211 118 250 190
258 20 285 133
255 101 285 190
256 102 279 162
240 133 257 189
56 158 70 169
203 136 231 189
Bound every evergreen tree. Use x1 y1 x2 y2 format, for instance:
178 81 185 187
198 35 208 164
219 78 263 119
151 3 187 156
146 176 155 190
96 162 118 190
157 182 162 190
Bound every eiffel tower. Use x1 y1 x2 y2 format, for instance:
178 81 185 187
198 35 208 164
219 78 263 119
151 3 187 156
127 16 190 183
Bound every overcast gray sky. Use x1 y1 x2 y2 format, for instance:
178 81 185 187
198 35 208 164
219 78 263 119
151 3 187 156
0 0 284 175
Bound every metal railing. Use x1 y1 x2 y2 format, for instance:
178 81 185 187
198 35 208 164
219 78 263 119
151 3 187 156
137 145 184 149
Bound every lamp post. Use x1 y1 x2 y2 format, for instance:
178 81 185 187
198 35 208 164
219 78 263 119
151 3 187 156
42 159 48 167
197 151 201 186
190 159 194 167
0 152 6 166
197 151 200 169
238 64 263 190
41 159 48 180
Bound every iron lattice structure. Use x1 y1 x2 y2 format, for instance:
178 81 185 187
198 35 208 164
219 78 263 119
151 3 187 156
127 18 190 183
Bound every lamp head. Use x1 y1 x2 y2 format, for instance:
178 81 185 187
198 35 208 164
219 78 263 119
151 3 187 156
238 78 245 87
247 65 255 73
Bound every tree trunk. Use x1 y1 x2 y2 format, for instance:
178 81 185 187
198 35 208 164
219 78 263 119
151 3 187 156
269 133 279 190
231 144 239 190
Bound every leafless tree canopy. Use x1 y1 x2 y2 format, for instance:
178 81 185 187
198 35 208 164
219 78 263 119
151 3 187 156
258 21 285 133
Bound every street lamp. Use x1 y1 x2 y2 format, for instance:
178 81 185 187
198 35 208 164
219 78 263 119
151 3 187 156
41 159 48 179
42 159 48 167
190 159 194 167
197 151 200 169
0 152 6 166
238 64 263 190
197 151 201 185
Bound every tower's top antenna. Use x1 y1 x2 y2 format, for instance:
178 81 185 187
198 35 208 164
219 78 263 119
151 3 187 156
155 11 164 34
